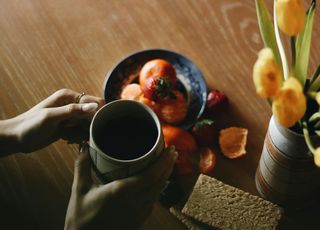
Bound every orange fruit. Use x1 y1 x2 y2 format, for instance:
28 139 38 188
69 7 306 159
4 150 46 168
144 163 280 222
158 90 188 125
139 59 177 90
138 95 161 114
162 124 197 157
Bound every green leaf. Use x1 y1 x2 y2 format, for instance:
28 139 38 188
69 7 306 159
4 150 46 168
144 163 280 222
255 0 282 69
309 112 320 123
308 65 320 91
194 119 214 131
315 130 320 136
295 0 316 86
314 120 320 129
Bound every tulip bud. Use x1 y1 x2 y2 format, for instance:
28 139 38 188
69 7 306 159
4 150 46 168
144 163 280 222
253 48 282 98
272 77 306 127
314 148 320 167
276 0 305 36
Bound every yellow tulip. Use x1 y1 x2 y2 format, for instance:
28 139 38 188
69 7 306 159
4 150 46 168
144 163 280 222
276 0 305 36
272 77 306 127
253 48 282 98
282 75 303 93
314 148 320 167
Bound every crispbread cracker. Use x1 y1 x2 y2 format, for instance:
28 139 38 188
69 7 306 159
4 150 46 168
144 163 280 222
169 206 214 230
182 174 283 230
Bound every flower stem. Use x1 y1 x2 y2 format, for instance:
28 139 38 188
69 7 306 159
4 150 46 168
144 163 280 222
307 91 317 100
274 0 289 80
290 36 296 67
302 120 316 154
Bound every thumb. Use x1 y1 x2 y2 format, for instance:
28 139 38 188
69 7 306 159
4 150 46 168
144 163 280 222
72 143 93 194
48 102 99 121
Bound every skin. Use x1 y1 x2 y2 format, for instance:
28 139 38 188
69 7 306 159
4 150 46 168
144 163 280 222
0 89 177 230
0 88 105 155
65 144 176 230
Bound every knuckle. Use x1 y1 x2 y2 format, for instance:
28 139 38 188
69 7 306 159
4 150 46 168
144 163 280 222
98 98 105 106
56 88 72 96
109 180 127 194
53 89 75 104
66 103 79 113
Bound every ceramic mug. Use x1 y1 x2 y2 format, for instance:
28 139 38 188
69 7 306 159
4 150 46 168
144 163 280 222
89 100 165 183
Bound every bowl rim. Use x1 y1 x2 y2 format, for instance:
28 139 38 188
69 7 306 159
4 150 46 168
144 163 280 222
103 48 208 129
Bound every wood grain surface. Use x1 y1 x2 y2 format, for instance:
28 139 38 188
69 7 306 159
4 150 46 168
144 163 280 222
0 0 319 229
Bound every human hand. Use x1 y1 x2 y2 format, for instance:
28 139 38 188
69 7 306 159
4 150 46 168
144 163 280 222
64 144 177 230
3 89 104 154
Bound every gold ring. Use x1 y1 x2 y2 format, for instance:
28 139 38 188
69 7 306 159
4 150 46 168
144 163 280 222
77 92 85 103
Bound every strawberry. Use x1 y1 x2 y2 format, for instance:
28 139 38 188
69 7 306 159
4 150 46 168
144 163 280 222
158 90 188 125
192 119 215 146
199 147 216 174
143 76 176 101
206 90 228 115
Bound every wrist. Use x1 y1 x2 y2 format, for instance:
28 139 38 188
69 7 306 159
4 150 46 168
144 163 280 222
0 117 21 156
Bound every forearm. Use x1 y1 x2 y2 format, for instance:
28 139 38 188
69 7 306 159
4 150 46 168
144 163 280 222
0 118 20 157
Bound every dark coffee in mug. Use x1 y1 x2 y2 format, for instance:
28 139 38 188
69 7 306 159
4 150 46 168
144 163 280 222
94 115 158 160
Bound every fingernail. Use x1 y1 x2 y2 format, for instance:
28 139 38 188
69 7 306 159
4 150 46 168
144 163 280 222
171 151 178 161
82 102 98 112
79 141 88 153
169 145 175 153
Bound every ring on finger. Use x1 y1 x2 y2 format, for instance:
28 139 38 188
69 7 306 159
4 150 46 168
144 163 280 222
76 92 85 103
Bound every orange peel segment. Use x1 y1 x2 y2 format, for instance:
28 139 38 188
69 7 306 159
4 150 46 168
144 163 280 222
219 127 248 159
120 83 142 100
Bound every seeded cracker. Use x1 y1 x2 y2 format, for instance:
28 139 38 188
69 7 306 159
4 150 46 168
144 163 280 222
182 174 283 230
169 205 214 230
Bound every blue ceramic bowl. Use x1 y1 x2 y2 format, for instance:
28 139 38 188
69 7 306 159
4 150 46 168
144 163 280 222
103 49 207 130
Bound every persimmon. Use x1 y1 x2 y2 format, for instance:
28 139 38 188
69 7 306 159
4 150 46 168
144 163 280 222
139 59 177 90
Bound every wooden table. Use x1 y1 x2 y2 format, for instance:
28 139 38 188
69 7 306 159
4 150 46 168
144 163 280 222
0 0 319 229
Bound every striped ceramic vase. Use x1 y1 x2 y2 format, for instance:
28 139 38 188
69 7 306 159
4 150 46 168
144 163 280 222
255 116 320 210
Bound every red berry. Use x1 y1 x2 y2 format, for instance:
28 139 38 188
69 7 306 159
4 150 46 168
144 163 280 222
206 90 228 115
192 119 215 147
143 76 176 101
175 161 193 175
143 77 157 101
199 147 216 174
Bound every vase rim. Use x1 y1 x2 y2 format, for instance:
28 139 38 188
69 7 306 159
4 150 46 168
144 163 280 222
272 116 304 137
